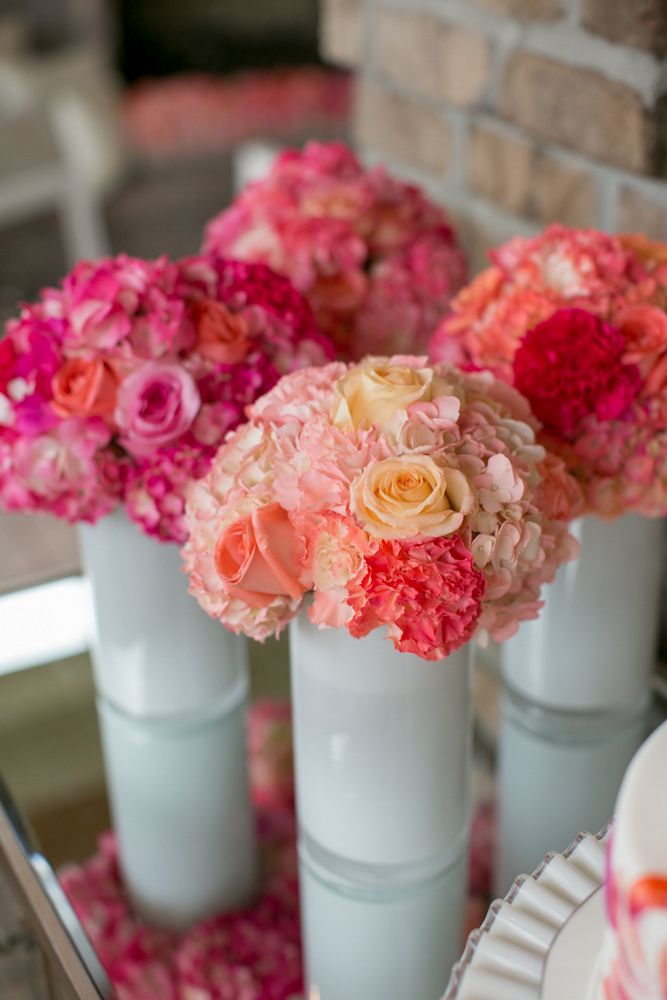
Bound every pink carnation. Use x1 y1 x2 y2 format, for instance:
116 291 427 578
514 309 642 439
203 141 467 358
347 535 486 660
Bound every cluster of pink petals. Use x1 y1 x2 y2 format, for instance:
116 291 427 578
429 226 667 518
202 141 467 359
123 68 352 158
183 356 578 659
0 254 332 541
60 811 302 1000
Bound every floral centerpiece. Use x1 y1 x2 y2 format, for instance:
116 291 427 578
202 141 467 360
0 251 333 927
0 253 333 541
430 226 667 893
182 354 579 997
183 355 579 660
429 225 667 518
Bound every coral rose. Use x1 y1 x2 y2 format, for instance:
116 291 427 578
115 361 200 456
51 357 118 418
332 359 433 430
215 503 306 607
351 454 473 539
193 299 251 365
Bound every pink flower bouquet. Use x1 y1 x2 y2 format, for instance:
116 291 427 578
0 254 333 541
429 226 667 518
202 142 467 359
183 356 579 660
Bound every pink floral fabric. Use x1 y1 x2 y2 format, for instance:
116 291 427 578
203 142 467 359
183 356 579 657
429 226 667 518
0 255 333 541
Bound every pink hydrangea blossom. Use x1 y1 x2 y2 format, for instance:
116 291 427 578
430 226 667 518
183 356 579 658
0 254 333 538
203 141 467 359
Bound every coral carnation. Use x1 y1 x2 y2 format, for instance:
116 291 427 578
347 536 486 660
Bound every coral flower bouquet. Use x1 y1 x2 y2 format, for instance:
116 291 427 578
183 354 581 998
429 225 667 518
0 252 333 541
184 355 579 660
430 227 667 893
203 141 467 360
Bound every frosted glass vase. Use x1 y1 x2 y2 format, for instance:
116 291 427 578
290 609 472 1000
78 511 258 929
496 514 663 895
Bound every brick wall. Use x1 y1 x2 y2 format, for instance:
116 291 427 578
320 0 667 270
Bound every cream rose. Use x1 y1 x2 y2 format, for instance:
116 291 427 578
332 360 434 430
351 455 473 539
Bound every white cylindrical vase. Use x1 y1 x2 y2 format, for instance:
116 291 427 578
290 609 473 1000
78 511 258 929
496 513 663 895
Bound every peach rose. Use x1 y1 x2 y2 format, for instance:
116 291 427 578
195 299 251 365
351 455 473 539
333 360 434 430
215 503 306 608
51 357 118 418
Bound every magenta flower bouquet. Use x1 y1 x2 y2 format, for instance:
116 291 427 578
202 141 467 360
0 253 333 541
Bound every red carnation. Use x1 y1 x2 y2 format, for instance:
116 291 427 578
513 308 642 440
347 534 486 661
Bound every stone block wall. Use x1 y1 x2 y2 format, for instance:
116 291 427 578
320 0 667 269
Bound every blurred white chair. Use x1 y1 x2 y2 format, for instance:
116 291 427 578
0 42 126 264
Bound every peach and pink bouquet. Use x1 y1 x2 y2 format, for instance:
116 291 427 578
429 225 667 518
183 356 579 660
202 141 467 359
0 254 332 541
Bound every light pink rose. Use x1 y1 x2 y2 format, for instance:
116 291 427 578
115 362 200 456
214 503 306 608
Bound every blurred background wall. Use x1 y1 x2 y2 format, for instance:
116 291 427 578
322 0 667 270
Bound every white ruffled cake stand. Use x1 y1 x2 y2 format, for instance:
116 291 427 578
444 828 609 1000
